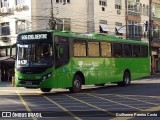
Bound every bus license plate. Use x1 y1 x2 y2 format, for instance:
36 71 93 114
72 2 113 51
26 81 32 85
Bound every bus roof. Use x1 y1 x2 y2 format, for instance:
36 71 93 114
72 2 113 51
19 30 149 45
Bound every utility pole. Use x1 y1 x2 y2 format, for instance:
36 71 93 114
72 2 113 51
49 1 66 30
149 0 152 74
62 19 65 31
49 0 56 30
51 0 54 21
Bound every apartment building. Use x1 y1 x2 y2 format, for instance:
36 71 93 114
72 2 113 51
151 0 160 73
126 0 149 41
0 0 50 81
54 0 150 40
0 0 51 46
54 0 126 37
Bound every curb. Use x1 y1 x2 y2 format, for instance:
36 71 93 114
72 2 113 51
0 82 12 87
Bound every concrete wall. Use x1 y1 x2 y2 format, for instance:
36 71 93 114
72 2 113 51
52 0 126 34
87 0 95 33
53 0 88 33
32 0 51 30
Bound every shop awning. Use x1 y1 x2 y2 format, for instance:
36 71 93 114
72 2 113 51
0 56 15 64
0 56 10 61
115 26 124 34
100 24 109 32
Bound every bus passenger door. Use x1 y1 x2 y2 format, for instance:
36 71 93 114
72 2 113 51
55 43 69 88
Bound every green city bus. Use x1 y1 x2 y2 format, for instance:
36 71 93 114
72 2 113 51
13 30 150 92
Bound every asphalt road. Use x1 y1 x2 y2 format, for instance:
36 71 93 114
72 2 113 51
0 74 160 120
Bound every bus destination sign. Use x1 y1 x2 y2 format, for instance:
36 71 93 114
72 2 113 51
21 34 48 40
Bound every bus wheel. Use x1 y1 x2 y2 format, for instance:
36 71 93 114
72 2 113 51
69 75 82 93
117 72 131 86
40 88 52 92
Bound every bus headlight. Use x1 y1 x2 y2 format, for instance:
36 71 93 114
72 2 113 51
43 72 54 81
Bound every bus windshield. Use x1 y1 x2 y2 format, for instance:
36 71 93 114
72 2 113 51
16 42 53 67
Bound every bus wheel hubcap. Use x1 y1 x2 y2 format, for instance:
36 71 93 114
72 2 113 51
74 79 80 88
125 75 129 84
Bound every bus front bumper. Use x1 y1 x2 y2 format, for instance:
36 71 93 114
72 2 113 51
15 79 42 88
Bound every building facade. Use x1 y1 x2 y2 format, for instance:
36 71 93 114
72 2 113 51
0 0 51 81
151 0 160 73
54 0 126 37
126 0 149 41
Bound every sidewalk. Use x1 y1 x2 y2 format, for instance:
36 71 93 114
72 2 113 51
0 81 12 87
150 72 160 79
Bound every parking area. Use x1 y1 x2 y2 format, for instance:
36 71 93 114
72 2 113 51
0 76 160 120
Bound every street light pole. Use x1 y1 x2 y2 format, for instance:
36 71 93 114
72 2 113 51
49 1 66 30
62 19 65 31
49 0 56 30
51 0 54 21
149 0 152 74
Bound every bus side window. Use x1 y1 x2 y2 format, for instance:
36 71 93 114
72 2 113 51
141 45 148 57
73 41 86 57
101 42 111 57
123 44 132 57
133 45 140 57
112 43 123 57
88 42 100 57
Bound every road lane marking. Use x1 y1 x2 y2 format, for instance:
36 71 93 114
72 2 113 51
89 93 160 99
0 90 39 93
64 94 115 116
38 93 81 120
16 91 37 120
0 89 160 99
114 94 159 106
143 105 160 112
87 94 142 111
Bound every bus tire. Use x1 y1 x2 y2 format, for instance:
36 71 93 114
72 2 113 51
40 88 52 92
117 72 131 86
69 75 82 93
